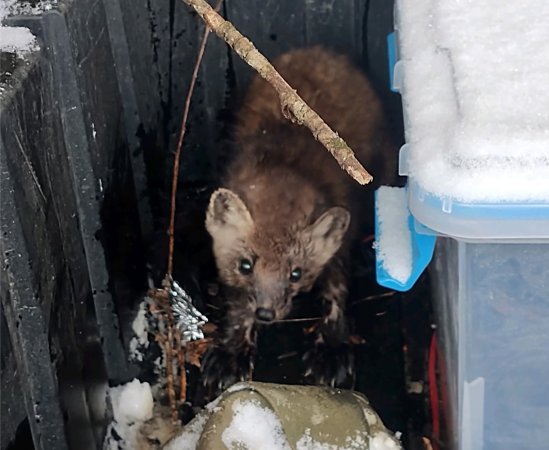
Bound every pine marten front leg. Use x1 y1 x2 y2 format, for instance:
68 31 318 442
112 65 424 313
303 256 355 388
201 289 257 390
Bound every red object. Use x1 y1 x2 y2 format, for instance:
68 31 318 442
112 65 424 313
428 332 440 450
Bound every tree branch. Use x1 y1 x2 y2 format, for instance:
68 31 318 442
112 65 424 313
181 0 373 185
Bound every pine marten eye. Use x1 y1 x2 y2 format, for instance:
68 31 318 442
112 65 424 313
289 267 302 282
239 258 253 275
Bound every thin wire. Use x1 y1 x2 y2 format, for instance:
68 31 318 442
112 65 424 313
428 332 440 450
167 0 224 276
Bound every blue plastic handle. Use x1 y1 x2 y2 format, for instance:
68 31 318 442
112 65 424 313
374 187 437 292
387 32 399 93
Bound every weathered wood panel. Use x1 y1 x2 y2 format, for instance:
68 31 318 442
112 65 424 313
119 0 398 197
225 0 306 94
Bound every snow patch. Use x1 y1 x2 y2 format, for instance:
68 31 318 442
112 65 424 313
129 300 150 362
295 428 371 450
110 379 154 424
0 0 55 54
368 431 401 450
397 0 549 201
221 399 291 450
0 27 36 53
104 379 154 450
375 187 412 284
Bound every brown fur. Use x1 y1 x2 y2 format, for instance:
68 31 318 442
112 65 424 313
203 46 395 388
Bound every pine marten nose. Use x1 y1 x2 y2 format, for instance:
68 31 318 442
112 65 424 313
255 307 275 322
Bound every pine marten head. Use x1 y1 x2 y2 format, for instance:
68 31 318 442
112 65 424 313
206 188 350 323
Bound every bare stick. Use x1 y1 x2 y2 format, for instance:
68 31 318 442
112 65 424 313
149 287 178 422
167 0 224 276
156 328 178 422
181 0 373 185
174 329 187 402
165 328 178 422
162 0 223 410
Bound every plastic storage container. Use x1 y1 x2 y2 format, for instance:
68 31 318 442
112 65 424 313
431 239 549 449
382 2 549 449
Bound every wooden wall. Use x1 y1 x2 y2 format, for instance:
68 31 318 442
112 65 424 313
118 0 399 211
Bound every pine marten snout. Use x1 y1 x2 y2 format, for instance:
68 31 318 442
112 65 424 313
202 46 396 390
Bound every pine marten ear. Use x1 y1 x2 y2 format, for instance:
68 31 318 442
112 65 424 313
305 207 350 267
206 188 254 244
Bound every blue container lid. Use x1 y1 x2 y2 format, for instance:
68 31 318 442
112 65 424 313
407 179 549 242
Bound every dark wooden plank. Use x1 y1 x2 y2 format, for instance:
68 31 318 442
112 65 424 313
148 0 173 121
304 0 363 64
167 3 234 182
365 0 395 93
167 4 200 157
118 0 163 133
194 31 230 178
354 0 367 63
225 0 306 95
364 0 404 139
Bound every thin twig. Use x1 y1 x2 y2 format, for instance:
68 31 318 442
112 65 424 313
167 0 224 276
276 351 298 360
13 131 47 203
158 325 178 422
422 437 434 450
351 291 396 307
174 329 186 402
149 287 178 421
273 316 323 323
161 0 223 411
181 0 373 185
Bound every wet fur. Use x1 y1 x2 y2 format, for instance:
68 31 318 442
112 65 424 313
203 46 396 389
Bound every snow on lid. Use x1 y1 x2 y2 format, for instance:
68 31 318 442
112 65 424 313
375 187 412 284
221 399 291 450
397 0 549 202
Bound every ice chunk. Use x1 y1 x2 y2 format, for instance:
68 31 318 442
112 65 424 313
103 379 154 449
375 187 412 284
110 379 154 424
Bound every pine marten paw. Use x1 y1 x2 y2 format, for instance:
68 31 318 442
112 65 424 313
200 346 254 392
302 342 355 389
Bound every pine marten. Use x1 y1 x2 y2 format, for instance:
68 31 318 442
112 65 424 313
202 46 396 389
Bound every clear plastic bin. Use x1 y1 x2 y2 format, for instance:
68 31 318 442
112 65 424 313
384 3 549 448
432 237 549 450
